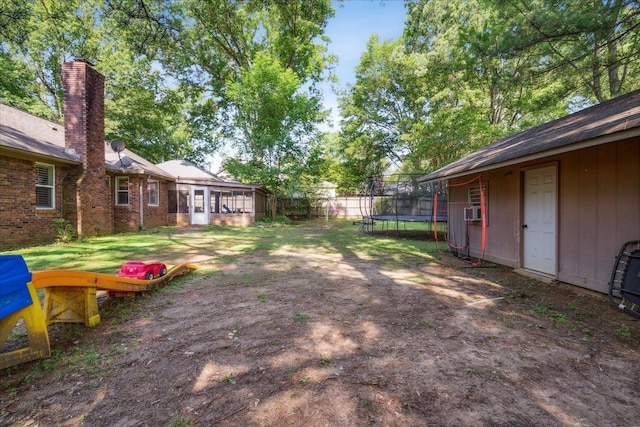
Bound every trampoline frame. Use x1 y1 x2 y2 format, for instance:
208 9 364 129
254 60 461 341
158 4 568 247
608 240 640 318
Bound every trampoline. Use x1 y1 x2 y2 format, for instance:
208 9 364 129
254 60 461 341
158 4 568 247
357 174 447 238
608 240 640 318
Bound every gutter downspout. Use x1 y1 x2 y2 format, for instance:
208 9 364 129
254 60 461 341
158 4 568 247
139 180 144 230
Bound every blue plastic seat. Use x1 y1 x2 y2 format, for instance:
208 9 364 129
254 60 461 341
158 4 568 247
0 255 33 319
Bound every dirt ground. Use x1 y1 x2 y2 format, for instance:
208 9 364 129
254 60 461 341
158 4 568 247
2 221 640 426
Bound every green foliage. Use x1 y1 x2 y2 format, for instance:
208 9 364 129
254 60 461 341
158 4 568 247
159 1 335 216
0 0 207 162
52 218 75 244
4 0 640 191
4 221 439 274
477 0 640 102
224 53 324 208
222 373 237 384
293 312 310 323
255 215 292 226
336 0 640 179
615 325 632 340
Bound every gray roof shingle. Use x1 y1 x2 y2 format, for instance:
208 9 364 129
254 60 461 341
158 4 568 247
419 89 640 182
1 102 174 180
0 103 80 163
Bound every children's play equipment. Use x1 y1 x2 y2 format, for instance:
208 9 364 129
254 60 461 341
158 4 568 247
31 263 197 327
357 174 447 237
118 261 168 280
1 255 197 369
0 255 50 370
608 240 640 318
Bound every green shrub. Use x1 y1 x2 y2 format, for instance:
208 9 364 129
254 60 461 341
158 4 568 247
52 218 75 244
256 215 292 226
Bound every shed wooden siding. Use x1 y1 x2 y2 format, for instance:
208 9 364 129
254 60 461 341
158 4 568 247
558 137 640 291
448 137 640 293
448 168 520 268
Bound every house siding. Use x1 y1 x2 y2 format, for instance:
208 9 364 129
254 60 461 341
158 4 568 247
210 213 254 226
447 137 640 293
143 180 171 230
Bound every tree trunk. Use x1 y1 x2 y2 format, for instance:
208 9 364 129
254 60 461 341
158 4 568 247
271 193 277 221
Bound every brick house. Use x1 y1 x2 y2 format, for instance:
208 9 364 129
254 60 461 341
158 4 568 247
1 60 269 251
0 61 166 250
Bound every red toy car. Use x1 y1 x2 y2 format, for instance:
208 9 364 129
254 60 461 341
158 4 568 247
118 261 167 280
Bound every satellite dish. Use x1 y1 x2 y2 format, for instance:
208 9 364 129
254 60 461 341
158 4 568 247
110 139 126 153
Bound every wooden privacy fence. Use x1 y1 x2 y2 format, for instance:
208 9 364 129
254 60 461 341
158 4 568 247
277 197 365 219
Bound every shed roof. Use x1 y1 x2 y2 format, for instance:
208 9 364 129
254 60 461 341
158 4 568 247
419 89 640 182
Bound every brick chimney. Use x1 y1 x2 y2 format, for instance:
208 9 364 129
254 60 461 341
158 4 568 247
62 59 113 237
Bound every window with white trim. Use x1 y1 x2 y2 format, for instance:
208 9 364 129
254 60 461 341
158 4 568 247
35 163 54 209
147 180 159 206
115 177 129 206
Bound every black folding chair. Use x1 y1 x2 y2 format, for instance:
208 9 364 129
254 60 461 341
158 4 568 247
608 240 640 318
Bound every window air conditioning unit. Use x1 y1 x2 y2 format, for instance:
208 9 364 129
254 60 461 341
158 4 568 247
464 206 482 221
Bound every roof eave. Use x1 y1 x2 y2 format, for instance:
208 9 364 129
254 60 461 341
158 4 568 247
419 127 640 183
0 145 82 165
105 165 175 181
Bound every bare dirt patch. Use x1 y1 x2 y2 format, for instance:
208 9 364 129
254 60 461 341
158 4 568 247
2 221 640 426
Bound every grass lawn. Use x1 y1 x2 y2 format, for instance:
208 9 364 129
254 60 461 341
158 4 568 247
2 220 442 274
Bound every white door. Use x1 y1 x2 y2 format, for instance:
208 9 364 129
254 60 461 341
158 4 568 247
523 166 557 275
191 188 208 225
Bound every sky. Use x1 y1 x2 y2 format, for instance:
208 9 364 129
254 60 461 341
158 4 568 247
209 0 407 172
322 0 407 129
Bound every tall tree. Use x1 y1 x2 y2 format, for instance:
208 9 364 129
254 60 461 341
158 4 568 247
225 53 324 217
0 0 196 162
1 0 102 120
338 30 506 180
153 0 335 217
490 0 640 102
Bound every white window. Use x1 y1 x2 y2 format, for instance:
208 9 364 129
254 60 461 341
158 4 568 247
116 177 129 206
35 163 54 209
147 180 159 206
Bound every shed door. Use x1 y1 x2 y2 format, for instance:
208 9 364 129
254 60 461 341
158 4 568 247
523 166 557 275
191 188 209 225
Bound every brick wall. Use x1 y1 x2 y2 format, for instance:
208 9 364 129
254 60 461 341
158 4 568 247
63 60 113 237
112 176 171 232
210 213 255 226
0 155 79 250
143 180 171 229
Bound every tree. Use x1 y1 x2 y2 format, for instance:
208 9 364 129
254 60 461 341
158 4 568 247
0 0 102 120
489 0 640 103
315 132 361 196
225 53 324 218
152 0 335 218
0 0 197 162
338 32 500 180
